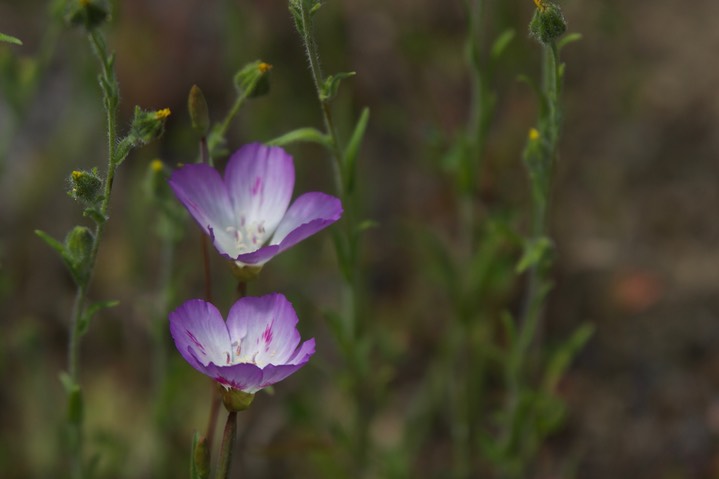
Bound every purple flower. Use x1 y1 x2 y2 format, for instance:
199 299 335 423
169 143 342 269
169 294 315 394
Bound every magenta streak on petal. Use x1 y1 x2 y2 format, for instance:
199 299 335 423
185 330 206 355
251 177 262 196
263 320 274 353
216 375 246 390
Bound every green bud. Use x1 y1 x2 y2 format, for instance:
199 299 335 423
65 226 94 285
188 85 210 136
66 0 109 31
234 61 272 99
192 434 211 479
529 1 567 45
219 385 254 412
128 106 171 146
229 263 263 282
68 169 103 205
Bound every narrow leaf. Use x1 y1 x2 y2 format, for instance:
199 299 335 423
320 71 356 102
557 32 582 50
78 300 119 336
516 236 552 273
542 322 594 391
0 33 22 45
491 29 515 60
35 229 67 257
343 108 369 193
266 128 331 148
355 219 378 235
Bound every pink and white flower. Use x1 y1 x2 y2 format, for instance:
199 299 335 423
169 294 315 394
169 143 342 268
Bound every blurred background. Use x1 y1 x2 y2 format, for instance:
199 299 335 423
2 0 719 478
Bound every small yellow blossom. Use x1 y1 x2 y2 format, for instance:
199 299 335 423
150 160 164 172
529 128 540 141
258 62 272 73
154 108 171 120
533 0 546 12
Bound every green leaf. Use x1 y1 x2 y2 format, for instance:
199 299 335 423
342 108 369 193
516 236 552 273
309 0 323 15
320 71 355 102
491 29 515 60
0 33 22 45
35 229 68 258
266 128 331 148
78 300 119 336
557 32 582 50
542 322 594 392
355 219 378 235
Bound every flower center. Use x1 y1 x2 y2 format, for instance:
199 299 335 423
228 340 260 365
225 218 267 253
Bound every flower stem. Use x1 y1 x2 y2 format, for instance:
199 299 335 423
292 2 371 473
214 411 238 479
501 37 563 478
63 28 122 479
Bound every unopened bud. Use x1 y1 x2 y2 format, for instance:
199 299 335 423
68 169 103 205
66 0 109 30
188 85 210 135
65 226 94 284
529 1 567 44
234 60 272 99
128 106 171 146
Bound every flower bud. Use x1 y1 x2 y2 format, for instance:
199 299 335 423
529 1 567 45
234 61 272 99
192 435 211 479
229 263 263 282
65 226 94 284
219 385 254 412
128 106 171 146
188 85 210 136
66 0 109 31
68 169 103 205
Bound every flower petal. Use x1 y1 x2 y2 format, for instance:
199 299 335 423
203 362 264 393
225 294 302 367
284 338 316 365
234 244 280 266
270 192 343 251
168 164 234 239
224 144 295 237
258 350 314 390
169 300 231 372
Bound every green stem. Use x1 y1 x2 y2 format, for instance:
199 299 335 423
215 411 238 479
64 28 122 479
207 85 256 163
294 3 370 474
503 39 562 479
296 2 344 195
